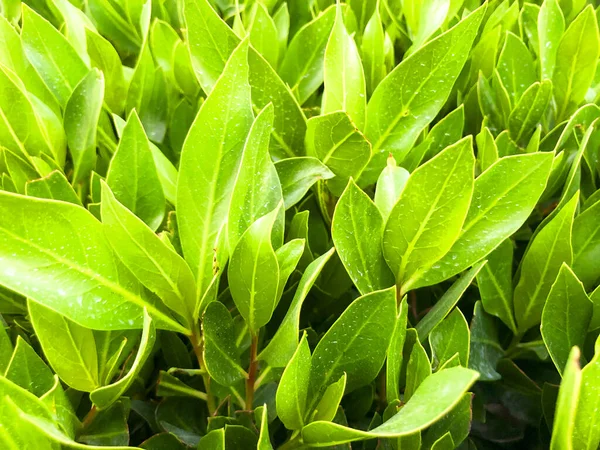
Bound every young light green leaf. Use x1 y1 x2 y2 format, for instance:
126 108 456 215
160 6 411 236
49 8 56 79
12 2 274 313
101 183 195 325
258 404 273 450
497 32 537 106
202 301 248 386
383 137 475 294
308 286 396 404
553 5 600 121
538 0 565 80
28 301 99 392
275 239 305 300
508 80 553 147
550 347 582 450
274 157 335 209
90 310 156 409
362 8 386 96
332 179 394 295
476 239 517 334
541 264 592 375
416 261 486 342
386 297 409 404
277 333 311 430
361 5 485 183
21 5 88 108
302 367 479 446
5 336 54 397
228 206 281 333
404 337 431 402
374 155 409 221
416 152 553 289
514 193 578 334
572 198 600 289
430 308 470 370
64 69 104 185
279 6 336 104
311 373 346 423
573 337 600 450
26 170 82 205
177 39 253 305
322 5 366 130
0 191 185 332
305 112 371 196
258 248 334 367
228 104 283 251
247 2 279 69
106 111 165 231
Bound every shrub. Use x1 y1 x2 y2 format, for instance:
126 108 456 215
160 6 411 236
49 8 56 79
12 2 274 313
0 0 599 448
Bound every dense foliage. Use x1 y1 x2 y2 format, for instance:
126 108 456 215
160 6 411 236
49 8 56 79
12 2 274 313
0 0 599 448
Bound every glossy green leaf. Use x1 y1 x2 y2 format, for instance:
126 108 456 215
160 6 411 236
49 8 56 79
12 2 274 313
277 333 311 430
332 179 394 295
573 337 600 449
430 308 470 369
362 8 386 96
90 310 156 409
274 157 334 209
106 111 165 231
386 297 409 404
101 183 195 325
417 152 553 289
202 301 247 386
247 3 279 69
301 367 479 446
497 32 537 106
541 264 592 374
177 39 253 305
374 155 409 221
5 336 54 397
26 170 82 205
514 193 578 333
228 205 281 333
553 5 600 121
311 373 346 422
572 197 600 289
538 0 565 80
404 337 431 402
64 69 104 185
383 137 475 293
305 112 371 196
361 5 485 183
29 301 99 392
0 191 185 332
322 6 366 130
508 80 553 147
550 347 582 449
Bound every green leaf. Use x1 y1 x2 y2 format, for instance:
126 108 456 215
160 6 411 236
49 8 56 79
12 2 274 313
0 324 11 374
228 205 281 333
21 4 88 108
258 248 334 367
573 337 600 449
28 301 99 392
550 347 582 449
508 80 553 147
0 191 184 332
538 0 565 80
553 5 600 121
361 5 485 183
572 197 600 289
177 39 253 306
274 157 334 209
415 261 486 342
311 373 346 422
374 155 409 221
26 170 82 205
275 239 305 301
279 6 336 104
332 179 394 295
417 152 553 289
301 367 479 446
476 239 517 334
228 104 283 251
247 3 279 69
258 405 273 450
308 286 396 404
202 301 247 386
322 6 366 130
361 8 386 96
422 393 472 449
404 337 431 402
514 193 578 333
305 112 372 196
496 32 537 106
64 69 104 185
5 336 54 397
276 333 311 430
386 297 409 403
90 310 156 409
41 375 80 439
101 182 196 325
383 137 475 294
106 111 165 231
430 308 470 369
79 400 129 446
541 264 592 375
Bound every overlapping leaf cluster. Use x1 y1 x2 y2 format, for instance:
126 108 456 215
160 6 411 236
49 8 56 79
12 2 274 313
0 0 599 448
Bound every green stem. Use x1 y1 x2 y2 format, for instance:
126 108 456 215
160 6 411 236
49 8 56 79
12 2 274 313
190 326 216 415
